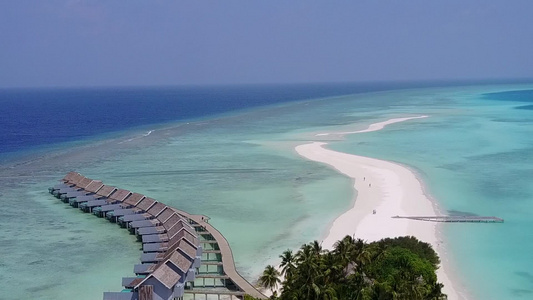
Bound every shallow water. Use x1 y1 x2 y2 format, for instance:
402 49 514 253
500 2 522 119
329 85 533 299
0 83 532 299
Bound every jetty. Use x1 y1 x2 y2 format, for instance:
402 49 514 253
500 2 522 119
49 172 266 300
392 215 504 223
172 208 265 299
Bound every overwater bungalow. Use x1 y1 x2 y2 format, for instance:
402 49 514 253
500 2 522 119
131 211 175 239
139 218 191 242
106 208 138 222
143 232 200 255
89 192 144 216
117 204 171 229
54 176 93 199
60 179 103 202
106 213 201 300
82 188 132 216
69 184 117 207
104 198 156 222
114 244 198 300
48 172 83 194
103 230 201 300
49 172 266 300
119 213 154 229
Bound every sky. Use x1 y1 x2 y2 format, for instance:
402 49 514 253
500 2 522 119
1 1 533 88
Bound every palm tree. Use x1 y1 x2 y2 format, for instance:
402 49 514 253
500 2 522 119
321 251 343 286
295 243 323 299
311 240 323 257
259 265 281 293
427 282 447 300
334 235 355 269
352 238 371 273
369 240 388 262
279 249 296 281
296 243 319 276
318 285 338 300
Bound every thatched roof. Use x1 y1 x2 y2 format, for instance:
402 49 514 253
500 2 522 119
157 207 173 223
85 180 104 193
63 172 79 182
109 189 131 201
72 173 85 184
136 197 156 211
96 185 116 197
150 262 182 289
134 245 194 289
76 177 93 189
123 193 145 206
180 229 199 246
165 220 184 238
168 250 193 273
177 239 197 260
163 214 181 230
147 202 166 217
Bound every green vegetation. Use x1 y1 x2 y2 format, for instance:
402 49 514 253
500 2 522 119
259 265 282 293
255 235 446 300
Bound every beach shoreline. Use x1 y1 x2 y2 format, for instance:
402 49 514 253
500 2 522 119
294 116 465 300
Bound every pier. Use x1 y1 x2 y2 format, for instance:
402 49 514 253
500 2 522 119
173 208 266 299
49 172 266 300
392 215 504 223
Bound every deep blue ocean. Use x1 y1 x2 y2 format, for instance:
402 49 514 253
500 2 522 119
482 89 533 110
0 83 414 156
0 80 515 157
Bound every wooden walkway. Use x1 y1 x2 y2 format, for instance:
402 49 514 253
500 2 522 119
186 288 246 296
202 261 224 266
392 215 504 223
201 240 219 244
173 208 267 299
203 250 222 254
197 274 231 279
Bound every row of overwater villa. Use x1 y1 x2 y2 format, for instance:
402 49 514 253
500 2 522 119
49 172 266 300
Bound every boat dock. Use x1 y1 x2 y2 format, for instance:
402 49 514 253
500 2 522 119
49 172 266 300
392 215 504 223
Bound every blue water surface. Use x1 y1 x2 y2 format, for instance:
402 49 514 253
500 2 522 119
0 80 518 156
0 83 416 155
482 89 533 110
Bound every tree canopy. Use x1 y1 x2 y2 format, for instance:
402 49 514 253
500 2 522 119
253 235 446 300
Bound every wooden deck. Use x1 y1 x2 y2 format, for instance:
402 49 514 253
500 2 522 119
201 240 219 244
392 215 504 223
203 250 222 254
196 274 231 279
174 208 267 299
185 288 246 296
202 261 224 265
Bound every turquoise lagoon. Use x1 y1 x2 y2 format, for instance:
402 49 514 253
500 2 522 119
0 84 532 299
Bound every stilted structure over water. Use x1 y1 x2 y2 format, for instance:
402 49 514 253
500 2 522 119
49 172 266 300
392 215 504 223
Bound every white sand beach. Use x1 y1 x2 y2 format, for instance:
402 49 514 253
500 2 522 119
295 116 462 299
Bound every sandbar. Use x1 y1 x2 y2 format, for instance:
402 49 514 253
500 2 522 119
295 116 462 299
